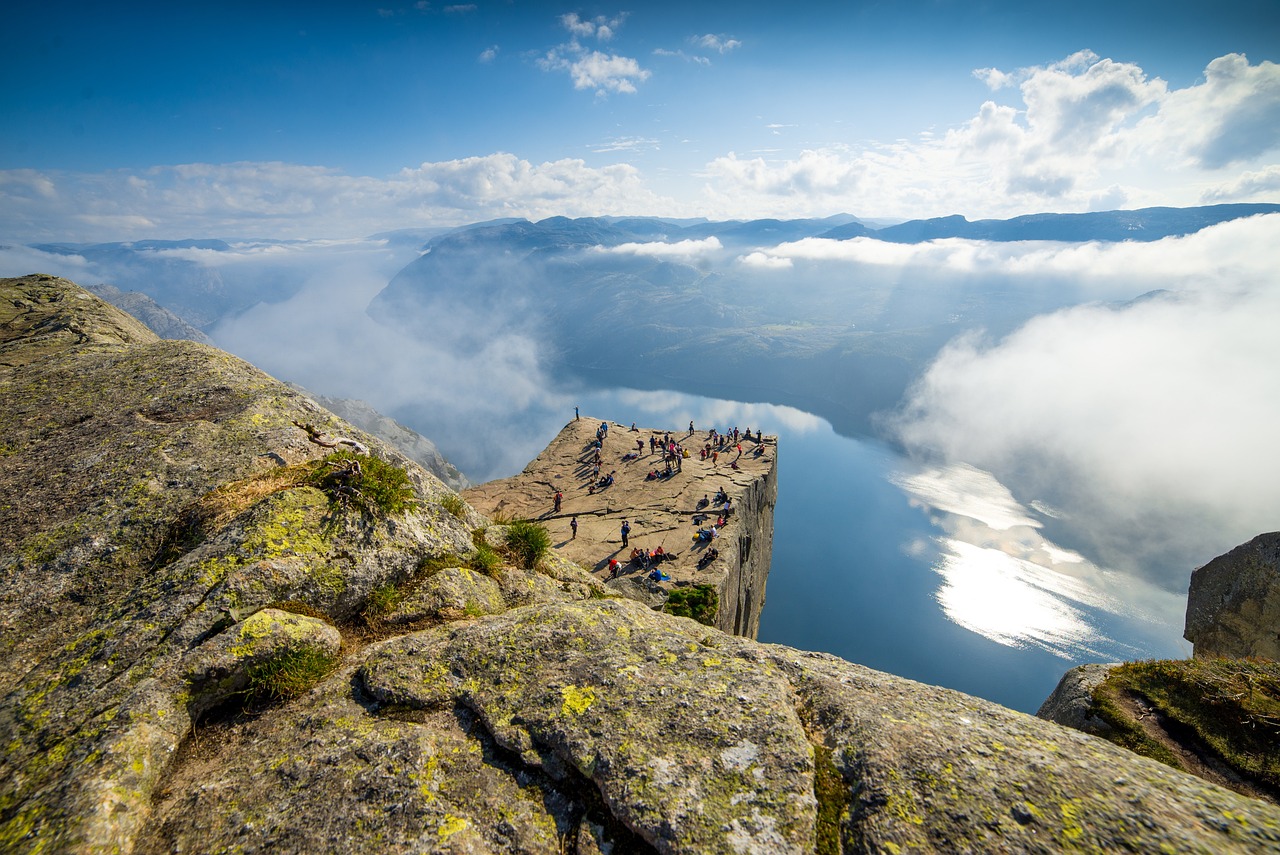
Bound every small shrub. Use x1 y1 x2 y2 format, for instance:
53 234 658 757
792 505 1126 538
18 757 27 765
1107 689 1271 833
663 584 719 626
505 520 552 570
469 543 502 575
440 493 468 519
310 451 416 517
363 582 404 620
245 646 338 701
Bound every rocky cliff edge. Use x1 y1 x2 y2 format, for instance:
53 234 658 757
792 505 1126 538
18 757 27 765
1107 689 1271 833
3 276 1279 854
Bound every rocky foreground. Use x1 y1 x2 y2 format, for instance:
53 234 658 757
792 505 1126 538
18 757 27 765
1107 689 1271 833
3 276 1279 853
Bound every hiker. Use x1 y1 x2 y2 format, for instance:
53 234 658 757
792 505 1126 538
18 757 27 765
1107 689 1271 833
570 516 578 539
553 491 562 513
688 420 694 434
620 520 630 547
608 558 620 578
575 406 579 421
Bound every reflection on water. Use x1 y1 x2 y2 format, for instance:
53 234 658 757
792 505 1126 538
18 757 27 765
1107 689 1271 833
468 384 1187 713
893 463 1155 660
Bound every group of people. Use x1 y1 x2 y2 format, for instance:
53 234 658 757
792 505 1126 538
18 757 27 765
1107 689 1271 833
555 417 758 585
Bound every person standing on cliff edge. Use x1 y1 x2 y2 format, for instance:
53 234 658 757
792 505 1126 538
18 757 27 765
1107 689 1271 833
574 406 579 421
620 519 630 547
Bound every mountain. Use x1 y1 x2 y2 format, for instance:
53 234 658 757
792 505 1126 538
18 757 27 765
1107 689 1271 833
865 203 1280 243
82 282 214 344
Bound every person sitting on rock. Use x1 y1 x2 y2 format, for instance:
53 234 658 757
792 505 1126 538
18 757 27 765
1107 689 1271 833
696 495 709 510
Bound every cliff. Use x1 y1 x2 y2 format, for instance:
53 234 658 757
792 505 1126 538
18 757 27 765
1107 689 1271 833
4 275 1280 854
461 418 776 637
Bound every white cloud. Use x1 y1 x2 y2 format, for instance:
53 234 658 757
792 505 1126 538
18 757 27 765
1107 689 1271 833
537 13 647 95
1139 53 1280 169
600 236 722 259
693 34 741 54
590 136 660 154
478 45 498 63
891 216 1280 592
538 46 649 95
567 50 650 94
559 12 627 41
653 48 711 67
699 52 1280 220
0 155 673 242
705 148 864 196
737 250 792 269
1202 164 1280 202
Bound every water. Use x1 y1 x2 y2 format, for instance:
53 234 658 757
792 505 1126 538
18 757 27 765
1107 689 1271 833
437 384 1190 714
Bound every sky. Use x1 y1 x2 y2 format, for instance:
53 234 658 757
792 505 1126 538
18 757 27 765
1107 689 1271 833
3 0 1280 242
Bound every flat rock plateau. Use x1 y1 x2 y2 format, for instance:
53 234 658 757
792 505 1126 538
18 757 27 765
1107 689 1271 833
463 417 777 637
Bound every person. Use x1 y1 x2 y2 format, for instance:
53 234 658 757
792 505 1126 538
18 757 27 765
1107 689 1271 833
553 490 562 513
608 558 620 578
570 516 578 539
688 420 694 434
697 495 709 510
574 406 579 421
620 519 630 547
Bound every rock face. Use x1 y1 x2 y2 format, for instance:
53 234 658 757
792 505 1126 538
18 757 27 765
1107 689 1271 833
5 275 1280 854
1036 663 1119 736
462 418 777 637
82 281 215 345
1185 531 1280 659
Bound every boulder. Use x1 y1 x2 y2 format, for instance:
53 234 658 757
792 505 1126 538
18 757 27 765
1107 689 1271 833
1036 662 1120 736
1185 531 1280 659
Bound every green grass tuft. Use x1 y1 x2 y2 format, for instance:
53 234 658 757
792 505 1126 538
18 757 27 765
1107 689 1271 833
363 582 405 620
469 543 502 575
245 646 338 701
504 520 551 570
440 493 468 519
662 584 719 626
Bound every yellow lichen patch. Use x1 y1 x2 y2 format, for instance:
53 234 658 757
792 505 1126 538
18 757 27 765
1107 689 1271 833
702 657 722 667
658 651 678 666
560 685 596 716
437 814 468 839
1059 799 1084 842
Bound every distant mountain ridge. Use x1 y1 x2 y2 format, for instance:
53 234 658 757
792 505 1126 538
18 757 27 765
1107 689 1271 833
418 203 1280 252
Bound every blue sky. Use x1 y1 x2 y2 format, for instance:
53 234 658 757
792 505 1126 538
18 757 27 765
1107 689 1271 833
4 0 1279 240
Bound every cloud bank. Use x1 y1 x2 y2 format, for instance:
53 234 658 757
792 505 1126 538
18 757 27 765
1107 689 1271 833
891 215 1280 594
